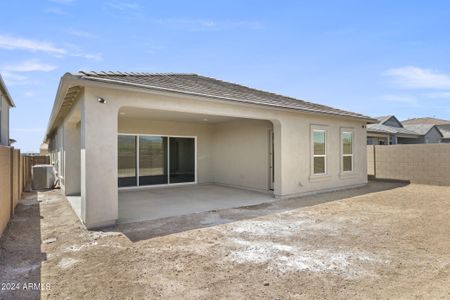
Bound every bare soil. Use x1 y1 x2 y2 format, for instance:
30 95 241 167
1 182 449 299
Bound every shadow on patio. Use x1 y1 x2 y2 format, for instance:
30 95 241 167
109 180 409 242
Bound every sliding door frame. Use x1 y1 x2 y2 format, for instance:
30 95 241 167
118 133 197 190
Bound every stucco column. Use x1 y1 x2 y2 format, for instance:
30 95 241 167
80 93 119 228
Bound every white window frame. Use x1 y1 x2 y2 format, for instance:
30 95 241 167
118 133 198 190
341 129 354 173
311 128 327 175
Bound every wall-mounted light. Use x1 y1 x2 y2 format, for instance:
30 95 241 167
203 118 209 122
97 97 106 104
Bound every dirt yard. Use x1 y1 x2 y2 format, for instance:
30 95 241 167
1 181 449 299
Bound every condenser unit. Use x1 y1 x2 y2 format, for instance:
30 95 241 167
32 164 56 190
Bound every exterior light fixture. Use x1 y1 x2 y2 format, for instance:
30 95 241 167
97 97 106 104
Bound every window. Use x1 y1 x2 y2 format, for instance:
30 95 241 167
312 129 326 174
342 131 353 172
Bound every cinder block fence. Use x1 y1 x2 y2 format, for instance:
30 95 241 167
368 144 450 185
0 146 49 236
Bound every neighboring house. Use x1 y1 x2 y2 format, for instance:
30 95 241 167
401 124 443 144
438 125 450 143
40 143 49 155
367 115 420 145
403 117 450 143
0 74 15 146
45 71 374 228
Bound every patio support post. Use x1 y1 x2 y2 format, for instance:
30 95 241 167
80 92 119 228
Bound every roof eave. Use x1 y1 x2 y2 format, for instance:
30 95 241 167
74 74 376 123
0 74 16 107
44 73 78 142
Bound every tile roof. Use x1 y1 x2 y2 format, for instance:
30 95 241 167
72 71 374 121
403 124 438 135
375 115 395 123
402 117 450 125
437 124 450 139
367 123 419 137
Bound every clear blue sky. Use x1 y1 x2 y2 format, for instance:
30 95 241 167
1 0 450 152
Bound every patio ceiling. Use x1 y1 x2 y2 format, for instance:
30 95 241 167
118 107 246 124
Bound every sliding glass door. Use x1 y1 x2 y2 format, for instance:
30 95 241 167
169 137 195 183
139 136 168 185
118 135 137 187
118 134 196 188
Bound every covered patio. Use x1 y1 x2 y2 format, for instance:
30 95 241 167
118 184 274 223
115 106 277 223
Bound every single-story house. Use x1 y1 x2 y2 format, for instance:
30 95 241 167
402 117 450 143
0 74 15 146
367 115 420 145
45 71 374 228
402 124 443 144
367 115 442 144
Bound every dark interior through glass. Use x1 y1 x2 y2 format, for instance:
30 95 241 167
169 137 195 183
139 136 168 185
118 135 137 187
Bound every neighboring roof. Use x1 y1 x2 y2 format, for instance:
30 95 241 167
437 124 450 139
0 73 15 107
375 115 404 127
402 117 450 125
71 71 375 121
367 114 419 137
375 115 395 123
403 124 441 136
367 123 419 137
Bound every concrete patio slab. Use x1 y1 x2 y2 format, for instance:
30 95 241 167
118 184 274 223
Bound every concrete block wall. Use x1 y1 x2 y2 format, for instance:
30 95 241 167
0 146 12 236
367 145 375 176
368 144 450 185
0 146 26 236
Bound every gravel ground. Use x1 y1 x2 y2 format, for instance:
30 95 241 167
0 181 449 299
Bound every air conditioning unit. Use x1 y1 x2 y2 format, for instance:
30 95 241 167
32 165 56 190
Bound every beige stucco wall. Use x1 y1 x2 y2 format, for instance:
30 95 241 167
368 144 450 185
49 80 368 228
212 119 272 191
